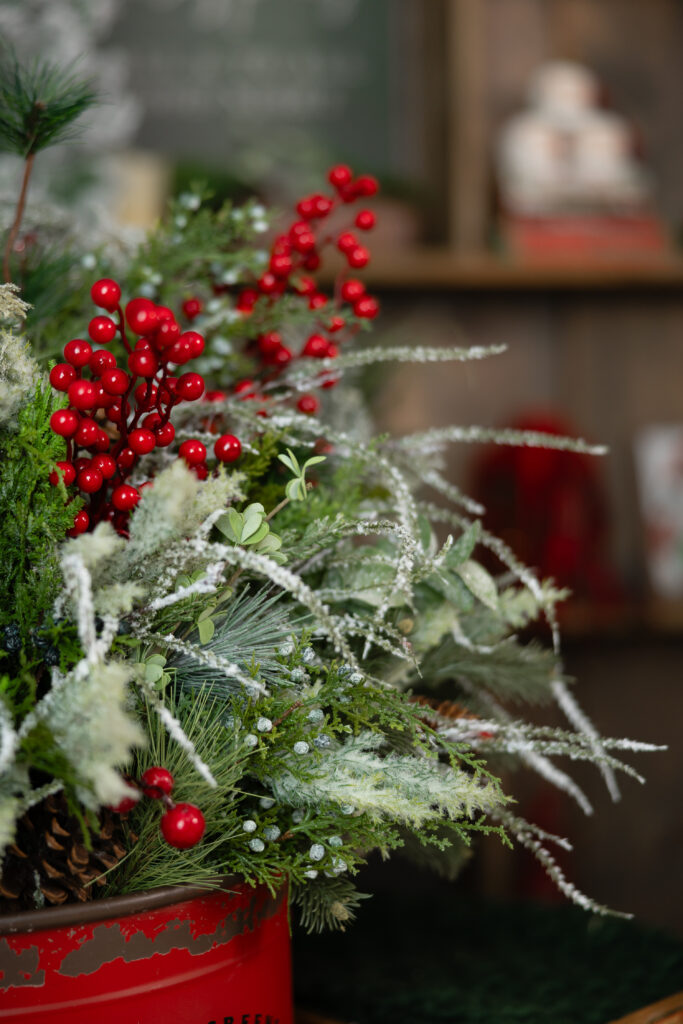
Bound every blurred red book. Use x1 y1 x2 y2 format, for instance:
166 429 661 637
501 212 670 262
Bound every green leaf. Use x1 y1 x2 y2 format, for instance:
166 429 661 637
241 508 266 541
457 559 499 611
144 663 165 684
243 522 270 546
285 477 305 502
445 521 481 568
302 455 326 470
198 617 215 644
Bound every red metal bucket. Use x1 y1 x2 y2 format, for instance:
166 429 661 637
0 879 292 1024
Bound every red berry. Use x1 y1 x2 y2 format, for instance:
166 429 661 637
193 462 209 480
273 346 293 366
302 334 329 358
234 379 253 395
354 296 380 319
182 297 202 320
204 390 226 402
70 509 90 535
258 272 279 294
73 457 91 474
308 292 327 310
214 434 241 463
107 400 123 423
50 408 79 438
112 484 140 511
155 305 175 323
347 245 370 269
180 331 205 358
116 448 137 471
355 174 379 196
142 411 162 430
94 429 111 452
88 316 117 345
297 394 319 415
166 337 194 365
270 253 293 278
89 348 117 375
296 197 316 220
49 461 76 487
291 231 316 253
74 417 99 447
50 363 77 392
141 766 175 798
101 367 130 396
134 381 158 407
90 278 121 312
325 342 339 358
68 379 99 411
128 349 159 378
160 802 205 849
92 454 116 479
258 331 282 356
176 372 205 402
64 339 93 368
77 467 104 493
328 164 353 188
129 428 156 455
321 374 339 390
313 195 333 217
154 422 175 447
338 183 359 203
236 289 259 312
303 253 321 271
178 439 206 466
155 319 181 349
355 210 376 230
328 316 345 333
341 279 365 303
293 275 316 295
126 297 159 336
337 231 358 253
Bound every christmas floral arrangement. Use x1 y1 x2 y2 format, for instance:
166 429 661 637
0 56 658 932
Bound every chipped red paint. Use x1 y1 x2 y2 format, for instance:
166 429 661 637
0 880 292 1023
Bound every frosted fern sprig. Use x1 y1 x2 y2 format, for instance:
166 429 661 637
136 676 218 788
551 677 621 801
418 468 486 516
0 700 18 775
392 425 607 457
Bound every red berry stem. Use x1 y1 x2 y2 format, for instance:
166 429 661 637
115 304 132 354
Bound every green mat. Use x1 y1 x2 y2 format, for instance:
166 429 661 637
293 881 683 1023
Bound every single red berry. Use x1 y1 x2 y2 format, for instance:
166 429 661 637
313 195 333 217
154 422 175 447
354 296 380 319
258 272 279 294
337 231 358 253
101 367 130 396
88 316 117 345
92 454 117 479
90 278 122 312
355 210 376 230
302 334 329 358
70 509 90 535
236 288 259 312
258 331 282 356
272 233 291 254
129 428 156 455
50 363 77 391
325 342 339 358
180 331 205 358
166 336 194 365
347 245 370 268
89 348 117 375
297 394 319 415
142 411 162 430
321 374 339 390
126 297 159 336
64 339 93 368
128 349 158 378
204 390 226 402
182 297 202 320
341 278 365 302
49 461 76 487
75 417 100 447
338 182 359 203
178 439 207 466
155 305 175 323
160 802 205 849
134 337 152 351
73 457 91 474
109 795 138 815
328 164 353 188
77 467 104 493
141 766 175 798
94 383 115 409
193 462 209 480
308 292 327 310
291 231 316 253
94 429 111 452
116 448 137 471
214 434 241 463
273 346 293 366
355 174 379 196
270 253 293 278
134 382 158 407
176 372 205 402
107 400 123 423
327 316 346 333
293 275 316 295
303 253 321 271
234 379 253 395
112 484 140 511
50 408 79 437
296 197 316 220
289 220 311 238
155 319 181 349
68 379 99 411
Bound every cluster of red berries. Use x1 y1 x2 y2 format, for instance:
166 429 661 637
222 165 381 417
112 766 206 850
49 280 242 536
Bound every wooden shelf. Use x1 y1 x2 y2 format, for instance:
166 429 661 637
345 248 683 292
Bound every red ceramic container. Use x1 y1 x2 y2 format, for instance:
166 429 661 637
0 878 292 1024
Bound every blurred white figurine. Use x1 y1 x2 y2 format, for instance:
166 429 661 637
497 61 651 215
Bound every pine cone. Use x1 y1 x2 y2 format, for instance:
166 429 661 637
0 792 135 912
410 695 478 731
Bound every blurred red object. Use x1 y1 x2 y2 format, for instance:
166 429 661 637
472 412 622 603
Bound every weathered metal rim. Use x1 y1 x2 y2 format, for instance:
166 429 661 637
0 875 247 936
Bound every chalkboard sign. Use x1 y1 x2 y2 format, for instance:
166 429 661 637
106 0 422 193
